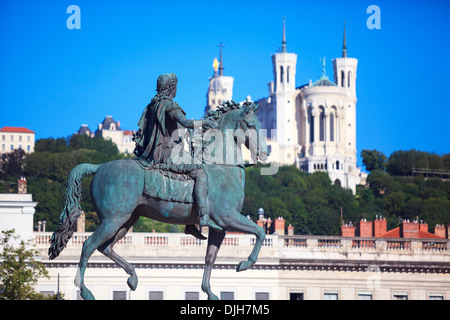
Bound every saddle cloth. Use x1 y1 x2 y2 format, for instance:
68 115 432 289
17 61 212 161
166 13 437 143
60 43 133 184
135 158 195 203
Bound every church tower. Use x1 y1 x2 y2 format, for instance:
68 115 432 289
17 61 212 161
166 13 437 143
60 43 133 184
332 22 358 159
270 18 299 162
205 43 234 113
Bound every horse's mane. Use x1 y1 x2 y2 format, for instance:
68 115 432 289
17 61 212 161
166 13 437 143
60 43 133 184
202 100 253 121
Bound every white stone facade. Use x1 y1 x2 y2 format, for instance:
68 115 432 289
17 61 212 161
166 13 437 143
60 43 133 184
0 127 35 155
77 116 136 155
0 193 37 243
33 231 450 300
255 22 363 193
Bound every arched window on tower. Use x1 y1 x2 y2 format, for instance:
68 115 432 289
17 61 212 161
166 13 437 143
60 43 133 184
341 71 345 87
287 66 290 83
280 66 284 83
330 113 334 142
308 108 314 143
319 106 325 142
348 71 351 88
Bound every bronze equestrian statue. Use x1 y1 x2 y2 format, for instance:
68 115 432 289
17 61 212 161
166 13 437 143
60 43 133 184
48 73 269 300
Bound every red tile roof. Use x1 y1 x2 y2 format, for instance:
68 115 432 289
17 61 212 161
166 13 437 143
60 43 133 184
379 227 400 238
379 227 445 239
0 126 35 133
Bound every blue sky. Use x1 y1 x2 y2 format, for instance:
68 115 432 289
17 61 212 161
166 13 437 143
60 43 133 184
1 0 449 167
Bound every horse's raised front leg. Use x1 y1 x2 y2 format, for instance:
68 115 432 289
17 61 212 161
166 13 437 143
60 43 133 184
201 228 226 300
223 210 265 272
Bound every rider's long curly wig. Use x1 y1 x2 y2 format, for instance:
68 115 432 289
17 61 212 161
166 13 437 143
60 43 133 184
156 73 177 97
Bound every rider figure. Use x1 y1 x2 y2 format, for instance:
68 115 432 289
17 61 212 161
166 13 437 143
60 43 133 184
133 73 222 237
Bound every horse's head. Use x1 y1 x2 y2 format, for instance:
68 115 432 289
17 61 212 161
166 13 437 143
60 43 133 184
203 100 269 164
234 101 269 162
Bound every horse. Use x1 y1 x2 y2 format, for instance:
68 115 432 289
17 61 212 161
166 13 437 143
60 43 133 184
48 100 269 300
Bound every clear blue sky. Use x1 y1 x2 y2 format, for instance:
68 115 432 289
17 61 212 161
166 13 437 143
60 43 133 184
1 0 449 167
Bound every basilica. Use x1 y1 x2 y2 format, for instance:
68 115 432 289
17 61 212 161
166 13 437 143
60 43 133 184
205 20 365 193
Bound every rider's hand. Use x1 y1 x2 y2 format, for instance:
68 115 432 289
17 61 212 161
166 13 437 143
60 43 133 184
203 120 219 130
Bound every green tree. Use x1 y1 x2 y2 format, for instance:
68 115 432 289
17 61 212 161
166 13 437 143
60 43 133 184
35 138 68 153
361 149 387 172
0 230 49 300
0 149 26 180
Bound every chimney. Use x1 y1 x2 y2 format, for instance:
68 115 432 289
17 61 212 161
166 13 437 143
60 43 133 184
18 177 27 194
340 222 355 237
274 217 285 235
419 221 428 233
288 224 294 236
373 216 387 237
76 210 86 233
435 224 446 238
257 219 265 229
400 219 419 238
358 218 373 237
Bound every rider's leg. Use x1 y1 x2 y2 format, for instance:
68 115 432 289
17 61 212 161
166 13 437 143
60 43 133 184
190 169 222 232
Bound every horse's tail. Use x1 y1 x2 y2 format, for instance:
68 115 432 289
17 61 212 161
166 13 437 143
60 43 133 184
48 163 100 260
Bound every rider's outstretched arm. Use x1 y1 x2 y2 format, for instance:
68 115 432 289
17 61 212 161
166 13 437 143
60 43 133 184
170 109 218 130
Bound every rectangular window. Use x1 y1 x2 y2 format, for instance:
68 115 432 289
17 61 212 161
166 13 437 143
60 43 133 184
112 291 127 300
148 291 164 300
255 292 270 300
10 144 14 151
27 136 31 142
27 145 30 152
290 292 304 300
429 293 443 300
19 135 22 142
358 292 373 300
324 291 338 300
1 144 5 151
185 291 200 300
1 135 5 141
10 135 14 141
393 292 408 300
220 291 235 300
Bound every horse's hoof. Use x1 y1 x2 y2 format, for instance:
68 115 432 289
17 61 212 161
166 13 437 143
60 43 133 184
236 260 253 272
127 275 138 291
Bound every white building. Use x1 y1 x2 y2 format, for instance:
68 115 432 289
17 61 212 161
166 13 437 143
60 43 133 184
33 229 450 300
0 179 37 244
203 21 364 193
77 116 136 155
0 126 35 155
255 21 364 193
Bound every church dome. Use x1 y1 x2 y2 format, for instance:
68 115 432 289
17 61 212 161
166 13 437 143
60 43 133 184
311 75 337 87
208 76 225 94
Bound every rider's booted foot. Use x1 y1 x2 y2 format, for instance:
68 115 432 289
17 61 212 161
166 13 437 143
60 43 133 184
199 215 223 232
185 224 207 240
